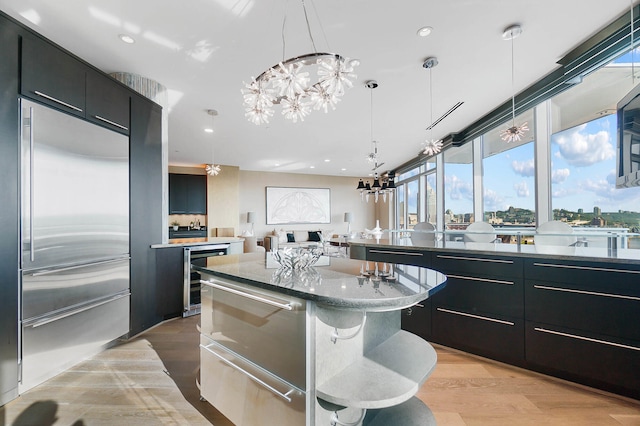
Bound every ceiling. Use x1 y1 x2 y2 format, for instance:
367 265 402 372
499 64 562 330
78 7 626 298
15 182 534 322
0 0 634 178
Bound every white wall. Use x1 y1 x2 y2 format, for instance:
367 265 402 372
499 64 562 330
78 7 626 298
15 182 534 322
238 170 377 238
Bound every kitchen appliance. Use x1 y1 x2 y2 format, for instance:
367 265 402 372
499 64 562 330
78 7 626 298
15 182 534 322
19 99 130 392
183 244 229 317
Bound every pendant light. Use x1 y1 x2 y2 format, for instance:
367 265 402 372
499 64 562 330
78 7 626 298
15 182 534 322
500 24 529 143
422 57 443 156
205 109 221 176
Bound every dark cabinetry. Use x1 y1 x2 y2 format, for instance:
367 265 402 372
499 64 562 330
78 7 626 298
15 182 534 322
430 252 525 365
169 173 207 214
21 34 86 116
21 33 130 135
86 70 130 134
524 259 640 398
355 243 640 399
155 246 184 320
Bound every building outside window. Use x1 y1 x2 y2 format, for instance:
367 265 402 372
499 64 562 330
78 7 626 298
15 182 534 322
444 143 473 226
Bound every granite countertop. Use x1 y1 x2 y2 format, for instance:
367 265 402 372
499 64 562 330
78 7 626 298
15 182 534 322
150 237 244 249
193 252 447 311
348 237 640 264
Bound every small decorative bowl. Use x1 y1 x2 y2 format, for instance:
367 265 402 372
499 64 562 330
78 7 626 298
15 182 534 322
272 247 323 270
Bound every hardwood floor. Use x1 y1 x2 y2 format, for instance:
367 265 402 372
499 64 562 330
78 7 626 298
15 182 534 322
2 315 639 425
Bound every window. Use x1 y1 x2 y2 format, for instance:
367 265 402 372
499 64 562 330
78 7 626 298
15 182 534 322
549 49 640 241
444 143 473 225
482 109 536 225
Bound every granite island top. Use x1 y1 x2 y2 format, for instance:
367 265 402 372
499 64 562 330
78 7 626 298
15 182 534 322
193 252 447 311
348 237 640 265
150 237 244 249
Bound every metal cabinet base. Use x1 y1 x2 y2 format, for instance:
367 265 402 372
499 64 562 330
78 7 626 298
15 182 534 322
20 294 130 393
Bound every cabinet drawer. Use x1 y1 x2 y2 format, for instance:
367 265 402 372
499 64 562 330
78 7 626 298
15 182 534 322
401 298 431 339
525 258 640 290
432 273 523 319
200 276 306 389
525 280 640 341
200 337 306 426
21 35 86 116
525 322 640 400
86 70 130 134
432 306 524 364
433 252 522 278
366 247 430 266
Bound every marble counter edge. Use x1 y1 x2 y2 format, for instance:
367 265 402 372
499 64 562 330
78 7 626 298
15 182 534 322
193 264 446 312
151 237 245 249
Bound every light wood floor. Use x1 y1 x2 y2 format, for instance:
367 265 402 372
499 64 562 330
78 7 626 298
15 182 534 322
2 315 639 425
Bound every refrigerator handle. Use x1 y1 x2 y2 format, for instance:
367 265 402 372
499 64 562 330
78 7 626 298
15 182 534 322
28 106 34 262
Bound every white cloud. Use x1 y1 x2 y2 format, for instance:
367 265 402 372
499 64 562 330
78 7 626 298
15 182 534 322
514 181 530 197
552 168 570 183
553 124 614 167
483 189 505 211
511 158 535 177
445 175 473 201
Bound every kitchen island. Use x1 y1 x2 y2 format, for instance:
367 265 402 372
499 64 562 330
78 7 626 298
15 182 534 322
348 237 640 400
194 252 447 426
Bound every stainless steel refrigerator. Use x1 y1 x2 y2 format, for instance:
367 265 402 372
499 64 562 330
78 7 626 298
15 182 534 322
19 99 130 392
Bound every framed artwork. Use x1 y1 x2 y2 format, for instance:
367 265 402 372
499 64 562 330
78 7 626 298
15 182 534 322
266 186 331 225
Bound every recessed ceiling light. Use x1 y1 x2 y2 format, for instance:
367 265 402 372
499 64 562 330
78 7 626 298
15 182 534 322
275 163 280 167
324 159 330 162
417 26 433 37
204 128 214 133
118 34 135 44
310 166 315 169
341 168 347 171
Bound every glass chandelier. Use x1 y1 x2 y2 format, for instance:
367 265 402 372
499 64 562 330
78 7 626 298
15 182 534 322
500 24 529 143
242 0 358 124
356 81 395 203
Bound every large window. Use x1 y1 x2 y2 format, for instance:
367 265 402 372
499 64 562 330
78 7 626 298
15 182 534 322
395 159 436 230
549 49 640 238
482 109 536 225
444 143 473 224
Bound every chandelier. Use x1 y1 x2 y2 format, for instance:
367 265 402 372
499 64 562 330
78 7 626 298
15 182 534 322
242 0 358 124
422 57 443 156
500 24 529 143
204 109 221 176
356 81 395 203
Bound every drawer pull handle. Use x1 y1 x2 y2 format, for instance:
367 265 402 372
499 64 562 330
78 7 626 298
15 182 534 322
33 90 83 112
533 285 640 301
200 343 298 402
448 274 514 285
201 279 294 311
331 311 367 344
369 249 423 256
532 262 640 275
533 327 640 352
93 115 129 131
437 254 513 264
436 307 515 326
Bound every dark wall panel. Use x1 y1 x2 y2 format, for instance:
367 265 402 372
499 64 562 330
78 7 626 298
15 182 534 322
0 14 20 405
129 96 163 336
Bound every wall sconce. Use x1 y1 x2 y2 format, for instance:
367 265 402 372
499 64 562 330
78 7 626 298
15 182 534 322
246 211 256 236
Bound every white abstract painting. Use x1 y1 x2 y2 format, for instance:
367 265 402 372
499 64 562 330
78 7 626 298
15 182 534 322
266 187 331 224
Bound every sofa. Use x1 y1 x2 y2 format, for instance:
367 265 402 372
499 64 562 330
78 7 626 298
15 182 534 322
264 229 328 252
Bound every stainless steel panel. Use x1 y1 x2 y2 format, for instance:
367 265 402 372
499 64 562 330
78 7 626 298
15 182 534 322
200 336 306 426
20 293 130 393
200 276 307 390
21 99 129 270
22 258 130 320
